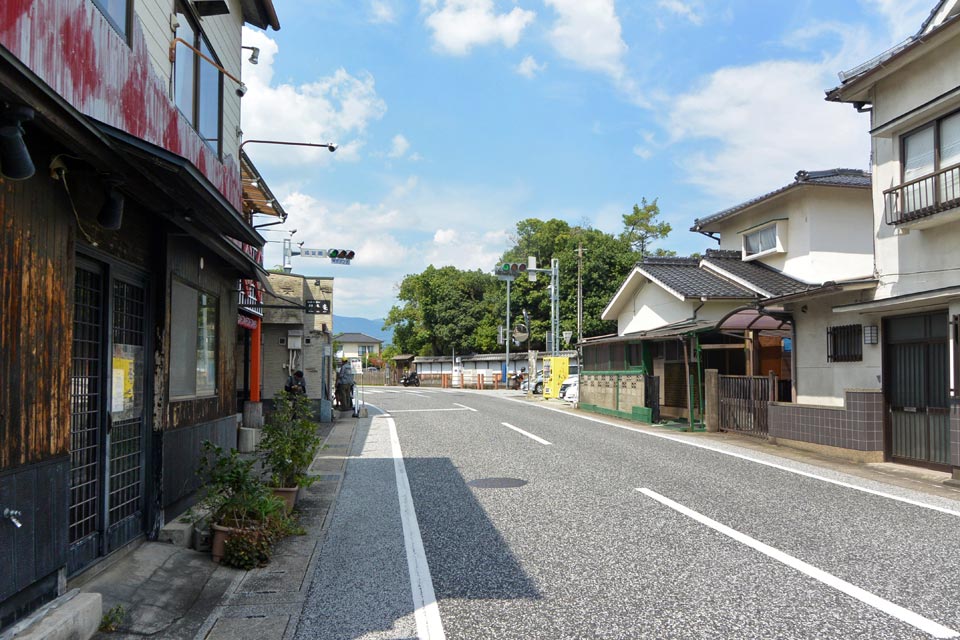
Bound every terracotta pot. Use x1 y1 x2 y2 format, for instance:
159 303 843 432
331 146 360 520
272 486 298 512
210 523 240 564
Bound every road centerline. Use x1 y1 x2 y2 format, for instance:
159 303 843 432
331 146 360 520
637 487 959 639
501 422 552 446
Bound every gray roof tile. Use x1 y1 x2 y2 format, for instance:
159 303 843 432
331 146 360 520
638 256 757 299
690 169 870 232
701 249 813 297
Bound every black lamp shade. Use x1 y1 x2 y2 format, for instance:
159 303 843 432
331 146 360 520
0 124 35 180
98 188 125 230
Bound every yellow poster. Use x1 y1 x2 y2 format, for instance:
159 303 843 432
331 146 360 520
112 356 135 412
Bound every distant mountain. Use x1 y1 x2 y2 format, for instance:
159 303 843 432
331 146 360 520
333 315 393 345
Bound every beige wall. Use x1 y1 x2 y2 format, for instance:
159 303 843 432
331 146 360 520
617 284 741 335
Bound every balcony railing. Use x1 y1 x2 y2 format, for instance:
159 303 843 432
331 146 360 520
884 161 960 225
238 278 262 316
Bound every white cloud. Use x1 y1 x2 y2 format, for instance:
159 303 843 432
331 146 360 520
388 134 411 158
667 59 870 203
241 27 387 167
516 55 546 78
434 229 458 244
544 0 627 81
423 0 536 56
657 0 703 26
369 0 397 24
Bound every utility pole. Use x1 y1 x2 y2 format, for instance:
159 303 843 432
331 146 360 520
577 243 583 347
551 258 560 353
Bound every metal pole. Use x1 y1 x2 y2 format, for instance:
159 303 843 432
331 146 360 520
506 277 511 382
551 258 560 353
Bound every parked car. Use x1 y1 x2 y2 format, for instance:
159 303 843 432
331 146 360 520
559 374 579 400
520 370 543 394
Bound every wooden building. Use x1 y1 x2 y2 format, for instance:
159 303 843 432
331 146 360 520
0 0 280 628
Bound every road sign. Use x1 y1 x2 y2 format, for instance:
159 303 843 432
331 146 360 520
301 248 326 257
563 330 573 343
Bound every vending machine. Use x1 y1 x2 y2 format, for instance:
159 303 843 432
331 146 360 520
542 356 569 399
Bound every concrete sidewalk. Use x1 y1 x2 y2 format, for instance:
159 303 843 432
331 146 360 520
73 413 362 640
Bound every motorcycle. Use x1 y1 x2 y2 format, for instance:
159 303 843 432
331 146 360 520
400 371 421 387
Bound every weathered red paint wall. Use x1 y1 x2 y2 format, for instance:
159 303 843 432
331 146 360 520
0 0 242 209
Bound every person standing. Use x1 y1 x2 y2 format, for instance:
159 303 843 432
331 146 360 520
336 359 355 411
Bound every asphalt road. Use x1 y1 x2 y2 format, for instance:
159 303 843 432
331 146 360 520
296 388 960 640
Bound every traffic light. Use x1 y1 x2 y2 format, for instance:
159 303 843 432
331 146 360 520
497 262 527 276
327 249 355 265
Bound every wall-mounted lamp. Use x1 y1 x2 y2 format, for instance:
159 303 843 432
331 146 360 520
0 106 36 180
242 46 260 65
863 325 879 345
97 179 125 230
239 139 338 153
169 37 247 98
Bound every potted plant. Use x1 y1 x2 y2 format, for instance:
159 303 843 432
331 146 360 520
258 391 322 511
197 442 287 566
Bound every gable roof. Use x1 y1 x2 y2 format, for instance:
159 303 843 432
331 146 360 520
700 249 813 298
334 332 382 344
690 169 871 233
637 257 757 300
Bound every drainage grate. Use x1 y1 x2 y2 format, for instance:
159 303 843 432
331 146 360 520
467 477 528 489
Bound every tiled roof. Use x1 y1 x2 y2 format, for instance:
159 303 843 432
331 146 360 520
334 332 382 344
701 249 813 297
690 169 871 232
638 256 756 300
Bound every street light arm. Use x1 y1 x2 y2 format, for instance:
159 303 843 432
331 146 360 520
239 139 338 152
169 37 244 88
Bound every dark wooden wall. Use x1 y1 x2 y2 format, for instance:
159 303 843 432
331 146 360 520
164 238 239 431
0 169 73 472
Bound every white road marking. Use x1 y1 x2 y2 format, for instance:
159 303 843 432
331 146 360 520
638 488 959 639
379 413 446 640
511 397 960 519
501 422 552 446
452 403 477 412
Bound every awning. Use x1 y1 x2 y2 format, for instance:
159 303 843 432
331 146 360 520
715 306 791 332
832 285 960 314
94 122 263 247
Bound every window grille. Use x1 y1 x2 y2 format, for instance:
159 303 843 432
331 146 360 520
827 324 863 362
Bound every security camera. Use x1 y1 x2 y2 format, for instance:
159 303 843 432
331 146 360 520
328 144 338 152
236 83 247 98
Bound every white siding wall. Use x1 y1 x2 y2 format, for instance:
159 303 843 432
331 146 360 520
133 0 244 163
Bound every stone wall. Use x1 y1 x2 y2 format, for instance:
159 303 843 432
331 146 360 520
580 373 651 423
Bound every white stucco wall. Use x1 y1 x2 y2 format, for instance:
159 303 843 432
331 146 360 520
713 186 873 284
792 292 882 406
869 32 960 301
617 284 742 335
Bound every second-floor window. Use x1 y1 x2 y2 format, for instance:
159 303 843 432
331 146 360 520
901 111 960 213
174 4 222 156
741 221 785 260
92 0 130 39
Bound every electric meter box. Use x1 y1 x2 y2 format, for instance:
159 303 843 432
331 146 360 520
287 330 303 350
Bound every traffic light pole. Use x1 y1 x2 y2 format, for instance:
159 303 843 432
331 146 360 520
505 277 511 382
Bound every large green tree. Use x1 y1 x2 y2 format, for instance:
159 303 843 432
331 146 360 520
384 265 499 356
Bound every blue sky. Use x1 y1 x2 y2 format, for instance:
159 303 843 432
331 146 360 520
241 0 934 320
